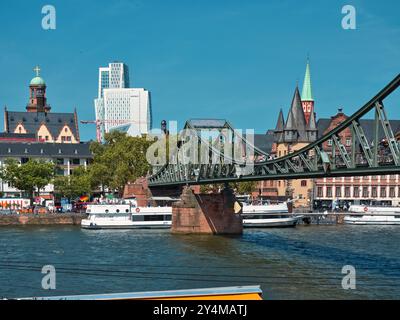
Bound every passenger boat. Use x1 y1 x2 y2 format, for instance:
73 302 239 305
241 202 302 228
344 205 400 225
19 285 262 300
81 204 172 229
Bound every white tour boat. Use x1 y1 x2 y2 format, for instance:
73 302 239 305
241 202 302 228
81 204 172 229
344 205 400 225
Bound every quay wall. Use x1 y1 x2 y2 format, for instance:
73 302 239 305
298 213 346 225
0 213 87 226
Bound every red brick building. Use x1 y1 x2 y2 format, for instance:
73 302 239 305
314 109 400 210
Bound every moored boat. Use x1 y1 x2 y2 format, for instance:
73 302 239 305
241 202 302 228
81 204 172 229
344 205 400 225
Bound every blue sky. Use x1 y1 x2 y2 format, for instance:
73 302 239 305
0 0 399 141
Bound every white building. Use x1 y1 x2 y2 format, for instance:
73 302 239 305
94 62 151 141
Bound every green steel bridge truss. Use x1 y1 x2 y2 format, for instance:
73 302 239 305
148 74 400 187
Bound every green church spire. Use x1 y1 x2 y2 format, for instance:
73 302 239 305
301 59 313 101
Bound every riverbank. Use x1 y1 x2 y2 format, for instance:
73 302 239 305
0 213 87 226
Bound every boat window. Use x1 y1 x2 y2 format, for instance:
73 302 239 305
105 209 109 213
125 209 129 213
395 216 400 218
116 209 120 213
164 215 172 221
144 215 163 221
131 216 144 222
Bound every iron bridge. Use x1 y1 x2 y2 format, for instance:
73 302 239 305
148 74 400 187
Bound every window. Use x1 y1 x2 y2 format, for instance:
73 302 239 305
317 187 323 197
380 187 387 198
354 186 360 198
346 138 351 146
390 187 395 198
345 187 350 197
362 187 369 198
21 157 29 164
301 180 307 187
72 158 80 165
327 139 332 146
326 186 332 197
56 158 64 165
335 186 341 198
372 187 377 198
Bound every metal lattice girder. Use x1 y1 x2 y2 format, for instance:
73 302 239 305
148 74 400 187
332 134 351 168
352 120 374 167
375 101 400 165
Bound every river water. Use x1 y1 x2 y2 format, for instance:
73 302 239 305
0 225 399 299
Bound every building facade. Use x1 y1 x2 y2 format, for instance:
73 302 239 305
0 66 92 199
94 62 151 141
314 109 400 209
0 142 92 197
4 66 80 144
259 60 317 207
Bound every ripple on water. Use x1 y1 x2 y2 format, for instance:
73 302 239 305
0 225 399 299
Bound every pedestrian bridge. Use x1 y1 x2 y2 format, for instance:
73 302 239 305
148 74 400 187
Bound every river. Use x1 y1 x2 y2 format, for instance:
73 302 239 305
0 225 399 299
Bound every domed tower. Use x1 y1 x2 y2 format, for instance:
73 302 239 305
26 66 51 113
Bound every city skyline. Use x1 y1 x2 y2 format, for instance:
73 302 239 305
0 0 399 142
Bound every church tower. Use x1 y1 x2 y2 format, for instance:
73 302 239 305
26 66 51 113
301 59 314 124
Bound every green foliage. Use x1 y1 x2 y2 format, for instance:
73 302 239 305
232 181 257 195
199 181 257 195
89 131 153 196
0 158 55 200
54 166 91 200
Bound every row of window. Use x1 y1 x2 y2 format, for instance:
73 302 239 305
19 158 83 165
327 138 352 146
276 180 308 187
5 148 80 155
317 186 398 198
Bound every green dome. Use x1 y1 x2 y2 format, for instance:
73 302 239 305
30 76 46 86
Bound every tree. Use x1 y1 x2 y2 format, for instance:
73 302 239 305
0 159 55 204
54 166 92 201
199 181 257 195
89 131 153 197
232 181 257 195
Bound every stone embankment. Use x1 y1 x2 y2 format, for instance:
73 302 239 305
0 213 87 226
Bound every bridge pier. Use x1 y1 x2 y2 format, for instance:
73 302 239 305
171 186 243 235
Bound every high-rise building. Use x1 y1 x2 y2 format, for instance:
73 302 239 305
94 62 151 141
